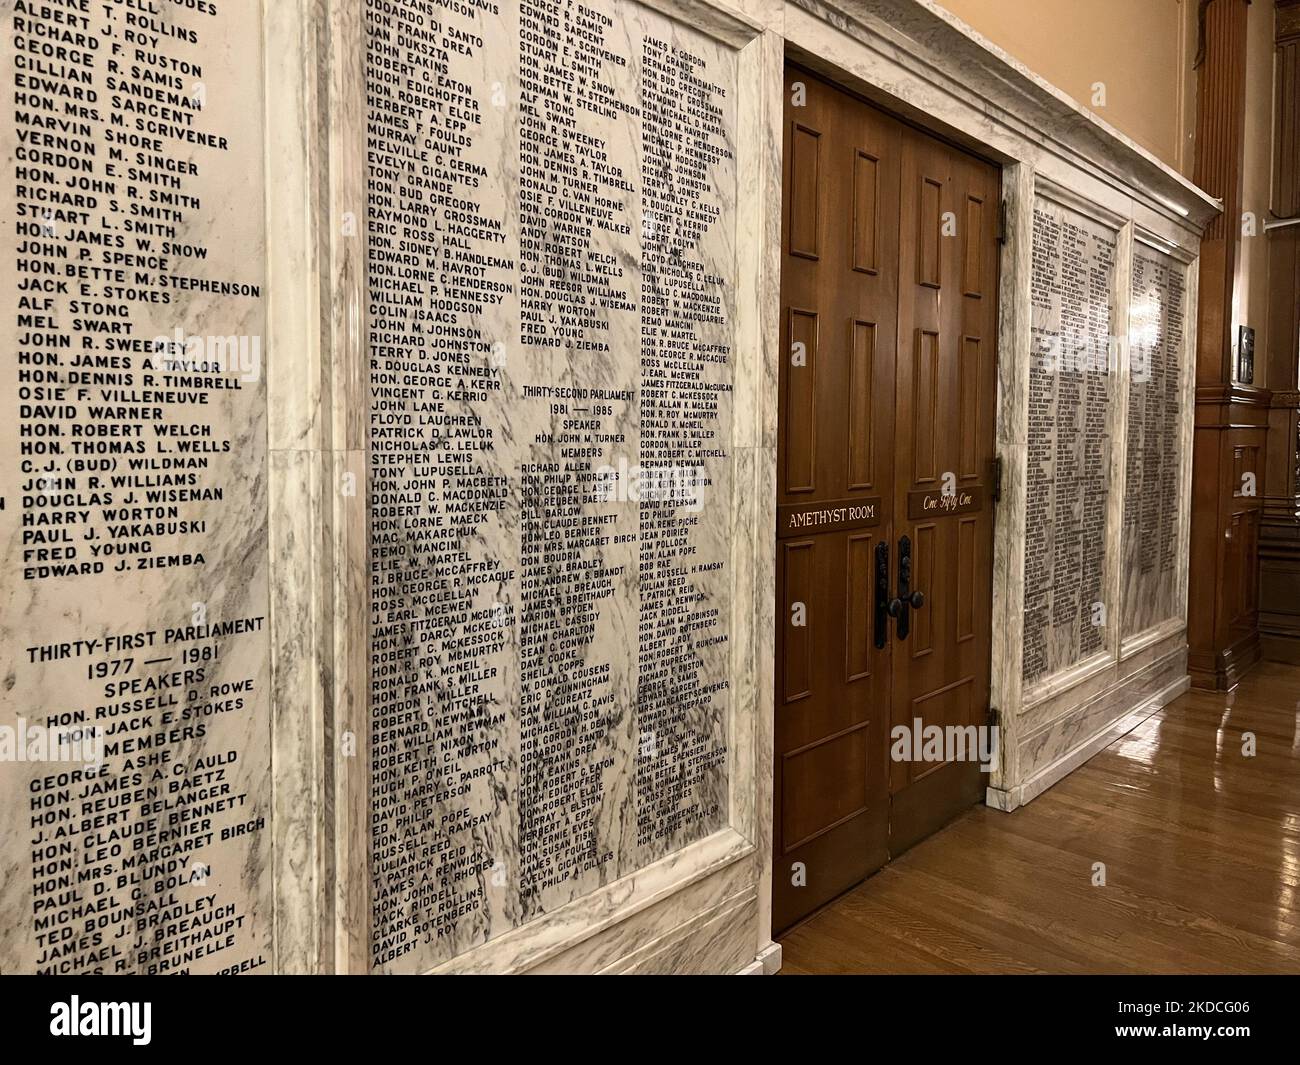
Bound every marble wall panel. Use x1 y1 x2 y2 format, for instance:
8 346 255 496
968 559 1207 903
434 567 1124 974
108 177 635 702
362 0 740 973
0 0 271 974
1022 196 1119 686
1121 242 1190 638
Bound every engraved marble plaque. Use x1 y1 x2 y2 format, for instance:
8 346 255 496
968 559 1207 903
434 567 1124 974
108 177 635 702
1022 199 1116 685
1121 243 1186 637
365 0 736 971
0 0 271 973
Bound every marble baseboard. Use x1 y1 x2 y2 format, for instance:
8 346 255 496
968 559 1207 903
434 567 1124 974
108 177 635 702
435 833 766 974
528 871 757 974
988 650 1189 811
609 893 758 975
737 941 783 975
1019 629 1186 739
436 832 755 973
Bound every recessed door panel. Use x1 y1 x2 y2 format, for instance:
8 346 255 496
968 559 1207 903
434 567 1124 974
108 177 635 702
848 320 877 489
784 309 819 492
789 122 822 260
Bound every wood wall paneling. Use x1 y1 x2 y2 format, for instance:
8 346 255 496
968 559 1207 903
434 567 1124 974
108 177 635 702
1260 0 1300 665
1188 0 1267 690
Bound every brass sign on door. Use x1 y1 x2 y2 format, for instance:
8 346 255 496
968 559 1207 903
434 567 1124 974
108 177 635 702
906 485 984 519
777 497 884 538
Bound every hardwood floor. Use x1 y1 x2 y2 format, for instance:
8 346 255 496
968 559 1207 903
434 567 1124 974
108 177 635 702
778 661 1300 974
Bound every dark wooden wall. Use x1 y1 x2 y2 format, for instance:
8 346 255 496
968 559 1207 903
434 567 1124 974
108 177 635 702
1260 0 1300 664
1187 0 1268 691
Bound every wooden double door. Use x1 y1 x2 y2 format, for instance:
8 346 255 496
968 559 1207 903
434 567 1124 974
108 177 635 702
774 69 1001 932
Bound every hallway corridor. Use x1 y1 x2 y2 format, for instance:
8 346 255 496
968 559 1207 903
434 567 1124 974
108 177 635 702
779 663 1300 974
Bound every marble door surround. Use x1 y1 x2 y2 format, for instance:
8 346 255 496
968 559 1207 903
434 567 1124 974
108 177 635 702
256 0 1219 974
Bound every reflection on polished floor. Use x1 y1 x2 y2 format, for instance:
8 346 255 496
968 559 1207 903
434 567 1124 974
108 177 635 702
779 662 1300 974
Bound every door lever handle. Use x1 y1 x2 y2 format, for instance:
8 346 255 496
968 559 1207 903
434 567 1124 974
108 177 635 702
874 541 890 649
895 535 917 640
889 592 924 616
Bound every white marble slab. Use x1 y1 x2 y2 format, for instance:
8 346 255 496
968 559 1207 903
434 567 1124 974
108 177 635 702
0 0 272 974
